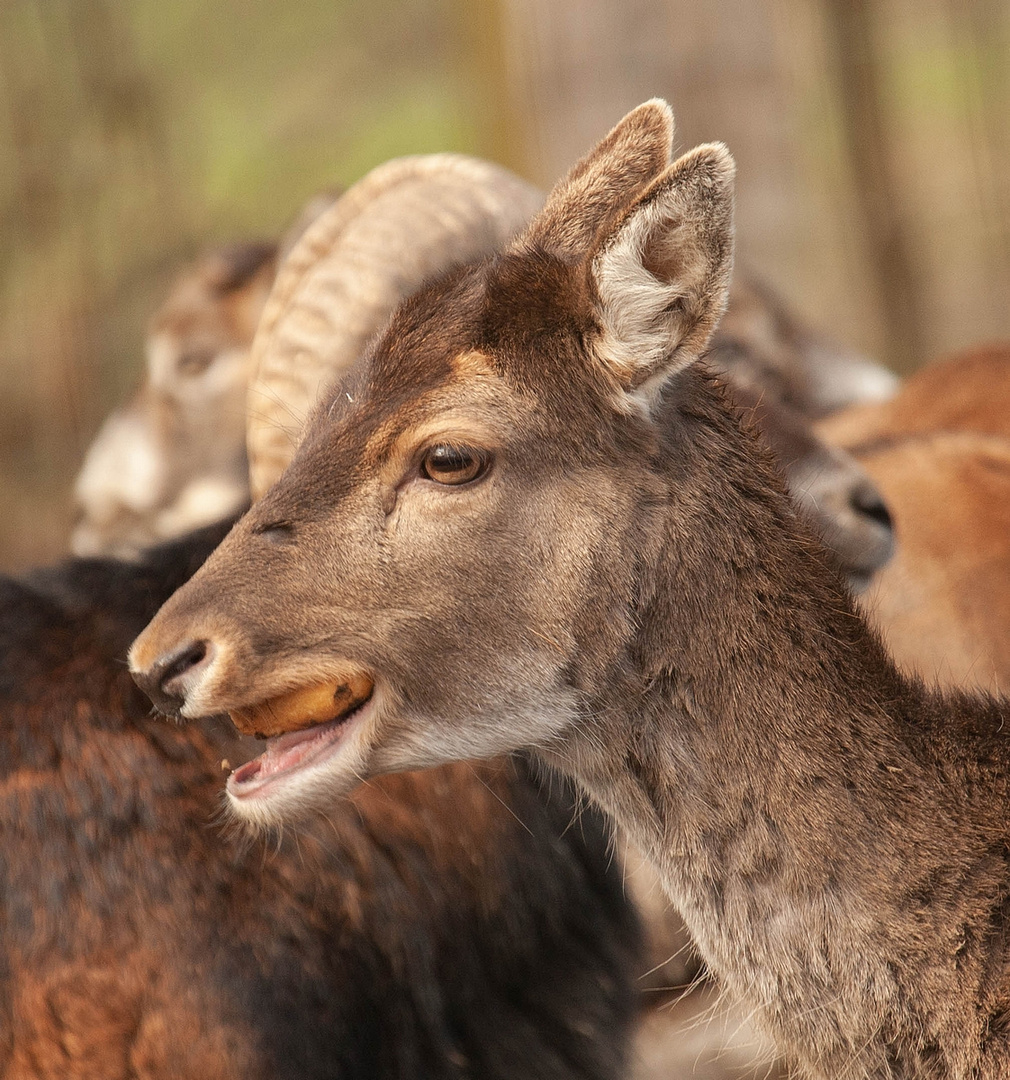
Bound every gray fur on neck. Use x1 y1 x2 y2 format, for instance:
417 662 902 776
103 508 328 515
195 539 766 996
539 367 1010 1080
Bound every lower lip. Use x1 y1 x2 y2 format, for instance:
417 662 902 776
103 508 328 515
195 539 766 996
226 701 367 800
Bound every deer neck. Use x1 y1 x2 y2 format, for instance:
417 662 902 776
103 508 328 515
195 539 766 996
539 372 1010 1079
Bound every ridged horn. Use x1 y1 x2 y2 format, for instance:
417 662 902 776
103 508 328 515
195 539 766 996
246 153 545 499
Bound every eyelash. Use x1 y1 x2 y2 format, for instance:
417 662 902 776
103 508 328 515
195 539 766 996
419 444 491 486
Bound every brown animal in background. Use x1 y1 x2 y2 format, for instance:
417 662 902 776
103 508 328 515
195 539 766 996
0 522 641 1080
133 100 1010 1080
729 379 892 591
817 342 1010 448
72 160 546 558
816 344 1010 692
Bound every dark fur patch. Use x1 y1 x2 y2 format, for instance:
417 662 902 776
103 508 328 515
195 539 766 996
3 526 642 1079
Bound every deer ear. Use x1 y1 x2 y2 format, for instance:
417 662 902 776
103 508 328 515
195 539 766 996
524 99 675 260
590 142 736 411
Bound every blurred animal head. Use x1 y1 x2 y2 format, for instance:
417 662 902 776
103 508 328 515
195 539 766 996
817 343 1010 690
704 275 897 588
72 242 276 558
710 273 899 418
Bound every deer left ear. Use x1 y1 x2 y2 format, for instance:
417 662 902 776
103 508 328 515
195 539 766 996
589 142 735 411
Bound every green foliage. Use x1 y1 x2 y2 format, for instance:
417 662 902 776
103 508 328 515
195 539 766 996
0 0 485 566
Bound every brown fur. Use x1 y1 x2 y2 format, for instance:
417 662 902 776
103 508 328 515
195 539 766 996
728 379 892 590
816 345 1010 691
817 342 1010 450
130 102 1004 1078
3 524 642 1079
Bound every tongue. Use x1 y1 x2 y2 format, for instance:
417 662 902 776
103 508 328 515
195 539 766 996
231 718 344 786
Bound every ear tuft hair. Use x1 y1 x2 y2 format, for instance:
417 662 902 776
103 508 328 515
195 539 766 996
591 142 736 411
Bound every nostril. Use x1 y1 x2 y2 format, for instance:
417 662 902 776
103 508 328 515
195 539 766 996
161 640 209 690
850 484 894 533
134 639 216 717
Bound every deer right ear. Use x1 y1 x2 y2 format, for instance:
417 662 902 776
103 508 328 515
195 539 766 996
521 102 735 415
588 143 736 412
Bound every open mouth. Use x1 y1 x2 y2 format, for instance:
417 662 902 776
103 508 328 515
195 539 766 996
226 673 374 797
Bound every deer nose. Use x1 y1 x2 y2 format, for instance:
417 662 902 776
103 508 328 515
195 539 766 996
133 639 217 717
850 480 894 534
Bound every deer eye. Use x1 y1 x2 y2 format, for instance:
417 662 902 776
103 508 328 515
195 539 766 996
420 444 489 486
176 347 216 376
252 519 295 543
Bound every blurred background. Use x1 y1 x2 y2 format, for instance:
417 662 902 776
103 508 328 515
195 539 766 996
2 0 1009 569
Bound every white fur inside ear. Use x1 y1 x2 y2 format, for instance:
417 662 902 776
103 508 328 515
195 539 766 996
592 199 718 417
588 143 735 415
593 202 689 386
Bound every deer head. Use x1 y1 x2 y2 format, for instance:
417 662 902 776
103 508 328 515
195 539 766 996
72 243 276 559
129 101 735 826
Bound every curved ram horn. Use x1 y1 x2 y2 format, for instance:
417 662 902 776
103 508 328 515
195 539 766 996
246 154 545 499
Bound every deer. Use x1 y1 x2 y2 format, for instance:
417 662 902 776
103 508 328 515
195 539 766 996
69 153 865 1080
69 145 890 1071
253 144 886 1076
813 343 1010 692
71 241 277 559
3 158 647 1080
130 99 1010 1080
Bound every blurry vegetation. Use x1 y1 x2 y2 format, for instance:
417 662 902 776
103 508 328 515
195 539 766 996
1 0 1010 567
500 0 1010 373
0 0 486 567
